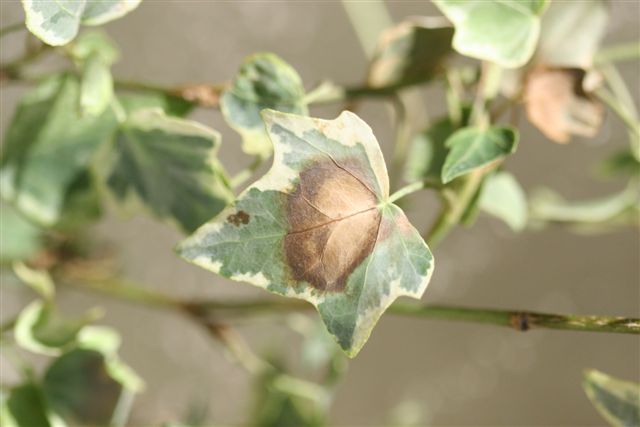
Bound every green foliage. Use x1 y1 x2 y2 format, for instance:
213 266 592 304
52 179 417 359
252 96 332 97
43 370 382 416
106 108 233 233
179 110 434 357
479 171 528 231
221 53 308 158
441 126 518 184
22 0 141 46
583 370 640 427
368 17 453 88
1 382 62 427
433 0 548 68
0 74 116 226
0 204 41 263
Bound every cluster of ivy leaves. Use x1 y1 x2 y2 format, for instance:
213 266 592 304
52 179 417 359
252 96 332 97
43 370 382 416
1 0 639 426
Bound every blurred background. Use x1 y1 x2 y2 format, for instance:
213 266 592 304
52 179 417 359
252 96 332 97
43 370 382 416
1 1 639 425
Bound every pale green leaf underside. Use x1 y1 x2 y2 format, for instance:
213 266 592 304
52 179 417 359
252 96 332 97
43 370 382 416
441 126 518 183
106 109 233 233
221 53 308 158
583 369 640 427
22 0 141 46
433 0 548 68
178 110 434 357
479 171 527 231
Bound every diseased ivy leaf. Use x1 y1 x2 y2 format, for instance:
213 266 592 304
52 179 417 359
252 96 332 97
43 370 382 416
524 66 603 143
536 0 609 68
479 171 527 231
178 110 434 357
14 300 100 356
433 0 548 68
0 204 41 263
583 369 640 427
43 349 121 426
21 0 141 46
441 126 518 184
221 53 307 158
106 108 233 233
0 74 116 226
368 17 453 89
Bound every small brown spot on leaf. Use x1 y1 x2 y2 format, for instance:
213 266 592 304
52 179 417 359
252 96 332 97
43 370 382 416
524 66 603 143
284 157 381 292
227 210 250 226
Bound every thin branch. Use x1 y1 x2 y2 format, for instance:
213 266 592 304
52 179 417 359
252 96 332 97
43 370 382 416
59 273 640 336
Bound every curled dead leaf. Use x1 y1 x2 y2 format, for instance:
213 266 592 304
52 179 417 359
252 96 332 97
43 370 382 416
524 66 603 143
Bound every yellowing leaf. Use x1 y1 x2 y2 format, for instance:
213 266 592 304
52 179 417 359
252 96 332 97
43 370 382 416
178 110 434 357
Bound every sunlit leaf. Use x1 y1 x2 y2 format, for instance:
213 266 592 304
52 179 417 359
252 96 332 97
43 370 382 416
21 0 141 46
106 108 233 233
368 17 453 88
583 369 640 427
221 53 307 158
0 74 116 226
479 171 527 231
441 126 518 184
536 0 609 68
179 110 434 357
14 300 101 356
433 0 548 68
0 204 41 263
524 66 603 143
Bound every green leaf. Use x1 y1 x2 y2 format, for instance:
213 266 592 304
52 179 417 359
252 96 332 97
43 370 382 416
536 0 609 68
80 53 114 116
0 204 41 263
583 369 640 427
433 0 548 68
14 300 101 356
479 171 527 231
43 349 122 426
70 31 119 64
530 185 638 224
403 108 471 184
0 74 116 226
118 92 193 117
368 17 453 88
21 0 141 46
221 53 307 158
599 149 640 178
441 126 518 184
1 383 65 427
106 108 233 233
178 110 434 357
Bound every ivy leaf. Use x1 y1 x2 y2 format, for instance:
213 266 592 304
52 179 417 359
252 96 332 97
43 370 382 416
178 110 434 357
21 0 141 46
479 171 527 231
1 383 64 427
43 349 122 426
106 108 233 233
221 53 307 158
0 74 116 226
118 92 193 117
441 126 518 184
582 369 640 427
368 17 453 89
433 0 548 68
0 204 41 263
524 66 603 143
536 0 609 68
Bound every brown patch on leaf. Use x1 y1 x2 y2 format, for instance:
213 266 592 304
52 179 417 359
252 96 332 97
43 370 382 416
524 66 603 143
284 157 381 292
227 210 250 226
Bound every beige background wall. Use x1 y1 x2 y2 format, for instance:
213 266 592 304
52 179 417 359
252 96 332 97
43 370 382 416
1 1 639 425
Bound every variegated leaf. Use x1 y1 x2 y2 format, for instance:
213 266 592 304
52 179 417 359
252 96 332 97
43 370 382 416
178 110 434 357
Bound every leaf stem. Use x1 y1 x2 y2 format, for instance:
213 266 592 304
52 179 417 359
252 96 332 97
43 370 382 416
595 41 640 65
388 181 440 204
